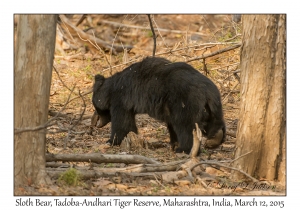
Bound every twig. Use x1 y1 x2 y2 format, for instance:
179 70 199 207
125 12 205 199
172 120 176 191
102 57 142 72
75 14 87 27
147 14 156 57
90 30 113 75
59 17 76 45
14 85 76 134
59 15 133 53
50 85 76 122
53 66 73 92
210 62 239 71
109 14 128 67
63 88 93 106
153 173 166 188
222 83 239 103
224 34 242 42
99 19 207 36
191 161 258 182
151 16 169 48
186 44 241 63
14 121 57 134
101 42 239 73
228 151 253 164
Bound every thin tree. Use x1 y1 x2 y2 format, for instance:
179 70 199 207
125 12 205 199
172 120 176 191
232 15 286 185
14 15 57 187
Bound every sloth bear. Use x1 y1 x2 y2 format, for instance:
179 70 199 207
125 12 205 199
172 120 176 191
92 57 226 154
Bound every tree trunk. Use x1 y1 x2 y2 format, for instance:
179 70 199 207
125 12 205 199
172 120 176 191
232 15 286 185
14 15 57 187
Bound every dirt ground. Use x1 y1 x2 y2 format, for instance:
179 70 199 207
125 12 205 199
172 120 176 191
15 14 285 196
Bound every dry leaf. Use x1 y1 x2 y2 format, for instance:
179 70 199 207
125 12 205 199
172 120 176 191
174 180 191 186
93 179 113 187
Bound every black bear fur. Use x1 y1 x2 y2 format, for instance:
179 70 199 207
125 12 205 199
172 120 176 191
92 57 226 154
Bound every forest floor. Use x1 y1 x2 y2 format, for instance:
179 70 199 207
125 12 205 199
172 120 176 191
15 14 285 196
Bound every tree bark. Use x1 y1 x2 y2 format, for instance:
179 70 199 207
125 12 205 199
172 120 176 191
232 15 286 186
14 15 57 187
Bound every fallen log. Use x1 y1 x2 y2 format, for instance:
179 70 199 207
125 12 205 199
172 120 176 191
45 153 160 164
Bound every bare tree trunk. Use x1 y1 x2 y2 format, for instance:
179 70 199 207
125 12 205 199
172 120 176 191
232 15 286 185
14 15 57 187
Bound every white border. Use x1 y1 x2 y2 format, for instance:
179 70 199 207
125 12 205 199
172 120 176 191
3 0 296 209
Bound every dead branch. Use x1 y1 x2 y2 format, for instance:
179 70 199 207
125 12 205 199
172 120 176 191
210 62 239 72
108 15 130 75
59 15 133 53
14 121 57 135
228 151 253 164
48 110 93 121
53 66 73 92
45 151 258 183
115 160 185 173
101 42 240 73
224 34 242 42
190 123 202 158
66 88 93 105
14 85 76 134
47 167 167 180
75 14 87 27
186 43 241 63
99 19 207 36
147 14 156 56
191 160 258 182
161 171 188 183
46 162 71 168
45 153 160 164
102 57 142 72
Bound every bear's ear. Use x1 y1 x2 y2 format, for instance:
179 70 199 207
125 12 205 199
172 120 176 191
94 74 105 92
95 74 105 82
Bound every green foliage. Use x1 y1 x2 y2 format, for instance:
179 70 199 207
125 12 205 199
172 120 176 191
219 31 233 42
106 163 115 168
200 148 208 154
147 31 153 37
151 185 159 193
58 168 81 186
208 68 217 77
165 186 171 193
217 25 242 42
81 64 94 81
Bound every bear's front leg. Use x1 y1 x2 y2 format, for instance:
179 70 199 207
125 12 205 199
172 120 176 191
107 107 138 146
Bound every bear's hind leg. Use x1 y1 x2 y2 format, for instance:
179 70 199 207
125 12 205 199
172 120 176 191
167 123 178 151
